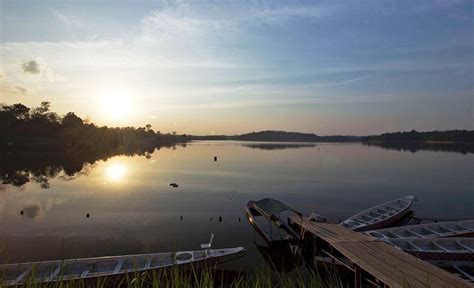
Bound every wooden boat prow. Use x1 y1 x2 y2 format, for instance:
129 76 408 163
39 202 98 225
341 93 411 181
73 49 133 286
340 195 416 232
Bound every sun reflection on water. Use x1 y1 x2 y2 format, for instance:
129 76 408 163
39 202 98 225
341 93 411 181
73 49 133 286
105 163 127 183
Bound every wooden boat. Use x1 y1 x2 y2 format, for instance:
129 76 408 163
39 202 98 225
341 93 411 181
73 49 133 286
429 261 474 283
384 237 474 262
245 198 302 245
366 219 474 239
0 239 245 286
340 195 416 232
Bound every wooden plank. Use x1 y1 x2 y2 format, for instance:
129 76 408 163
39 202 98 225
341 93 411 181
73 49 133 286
357 241 471 287
336 242 425 288
291 217 472 288
337 241 454 288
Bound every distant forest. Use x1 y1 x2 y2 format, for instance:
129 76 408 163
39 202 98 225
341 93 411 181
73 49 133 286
365 130 474 143
0 102 189 150
191 130 361 142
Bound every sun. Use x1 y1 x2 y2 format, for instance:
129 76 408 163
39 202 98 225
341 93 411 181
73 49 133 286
100 88 134 122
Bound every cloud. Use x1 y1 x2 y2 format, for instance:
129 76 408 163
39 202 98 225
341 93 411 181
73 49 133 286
0 74 27 96
22 60 41 74
51 8 84 28
249 5 331 25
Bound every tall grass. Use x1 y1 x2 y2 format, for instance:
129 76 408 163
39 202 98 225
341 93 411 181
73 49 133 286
0 264 347 288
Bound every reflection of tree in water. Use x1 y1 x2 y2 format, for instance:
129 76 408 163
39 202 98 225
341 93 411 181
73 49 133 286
0 144 186 189
243 143 316 150
366 142 474 154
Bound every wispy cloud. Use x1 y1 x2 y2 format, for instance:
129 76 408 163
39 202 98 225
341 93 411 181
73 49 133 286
51 9 84 28
0 73 27 96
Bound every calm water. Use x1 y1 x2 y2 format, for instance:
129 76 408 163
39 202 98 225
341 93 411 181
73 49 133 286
1 141 473 270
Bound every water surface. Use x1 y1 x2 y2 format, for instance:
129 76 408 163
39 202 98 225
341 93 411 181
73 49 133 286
1 141 473 270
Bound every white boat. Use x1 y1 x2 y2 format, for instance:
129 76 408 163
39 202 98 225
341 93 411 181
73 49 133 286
384 237 474 262
0 236 245 286
366 219 474 239
340 195 416 232
428 261 474 283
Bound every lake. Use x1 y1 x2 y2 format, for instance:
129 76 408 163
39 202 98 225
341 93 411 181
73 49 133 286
1 141 473 271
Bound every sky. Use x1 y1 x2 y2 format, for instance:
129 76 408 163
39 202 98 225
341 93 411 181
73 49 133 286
0 0 473 135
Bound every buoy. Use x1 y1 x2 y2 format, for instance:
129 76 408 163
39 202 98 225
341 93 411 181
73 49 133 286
20 210 24 215
219 216 222 222
86 213 90 218
214 156 217 161
180 215 183 220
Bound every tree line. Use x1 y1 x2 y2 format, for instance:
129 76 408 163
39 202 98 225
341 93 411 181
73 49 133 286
0 102 189 150
365 130 474 143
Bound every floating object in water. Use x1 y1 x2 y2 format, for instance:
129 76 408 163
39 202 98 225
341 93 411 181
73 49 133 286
384 237 474 262
219 216 222 222
238 217 241 222
0 243 246 286
20 210 24 215
170 183 178 188
366 219 474 239
340 195 416 232
210 218 213 221
214 156 217 161
180 215 183 220
86 213 90 218
246 198 302 245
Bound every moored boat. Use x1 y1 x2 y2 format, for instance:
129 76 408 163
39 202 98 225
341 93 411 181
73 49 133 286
0 244 246 286
428 261 474 283
384 237 474 262
246 198 302 245
340 195 416 232
366 219 474 239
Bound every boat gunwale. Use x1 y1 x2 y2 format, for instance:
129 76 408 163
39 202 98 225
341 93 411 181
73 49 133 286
1 247 246 286
341 195 415 230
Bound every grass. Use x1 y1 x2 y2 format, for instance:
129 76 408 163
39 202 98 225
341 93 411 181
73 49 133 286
0 263 347 288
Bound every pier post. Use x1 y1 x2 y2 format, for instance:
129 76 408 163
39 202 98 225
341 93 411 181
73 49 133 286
354 265 361 288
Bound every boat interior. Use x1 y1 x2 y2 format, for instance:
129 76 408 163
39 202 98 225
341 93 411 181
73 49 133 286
0 249 243 285
387 238 474 252
249 208 298 242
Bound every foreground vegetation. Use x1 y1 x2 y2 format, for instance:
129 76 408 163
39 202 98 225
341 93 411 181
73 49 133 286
0 265 346 288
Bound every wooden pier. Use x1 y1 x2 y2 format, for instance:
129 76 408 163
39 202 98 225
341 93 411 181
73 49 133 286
290 216 472 288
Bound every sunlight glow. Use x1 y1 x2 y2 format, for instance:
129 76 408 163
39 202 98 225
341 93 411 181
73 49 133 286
105 163 127 182
100 87 134 122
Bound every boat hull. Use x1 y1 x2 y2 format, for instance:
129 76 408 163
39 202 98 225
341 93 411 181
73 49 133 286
0 247 246 286
366 219 474 239
341 195 416 232
353 205 412 232
245 201 300 246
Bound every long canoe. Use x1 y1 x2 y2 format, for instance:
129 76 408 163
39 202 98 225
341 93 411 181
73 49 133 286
366 219 474 239
384 237 474 262
0 247 246 286
340 195 416 231
428 261 474 283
